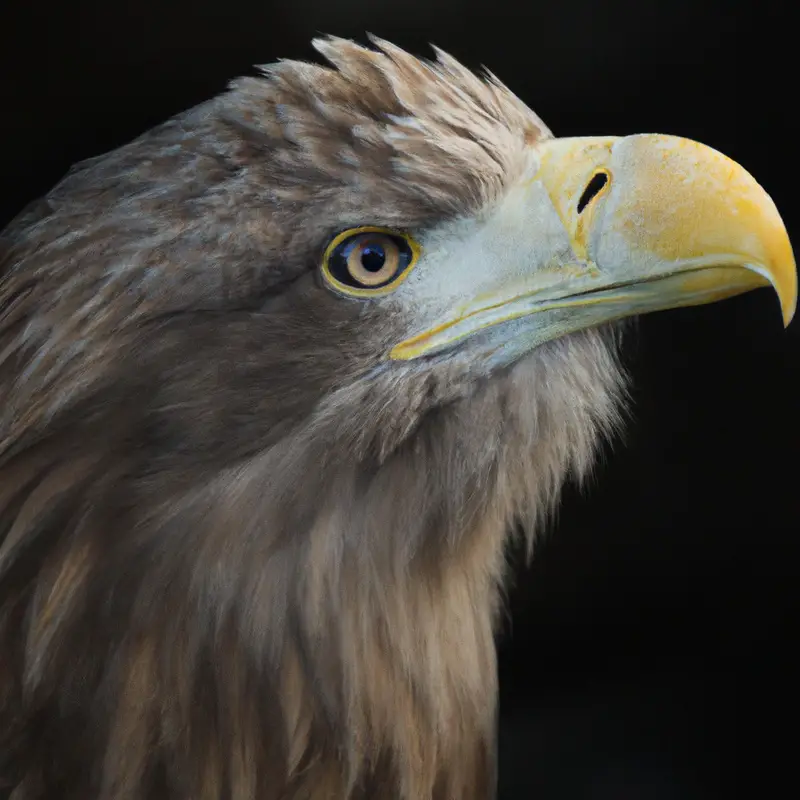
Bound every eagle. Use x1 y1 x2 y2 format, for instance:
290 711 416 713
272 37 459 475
0 36 795 800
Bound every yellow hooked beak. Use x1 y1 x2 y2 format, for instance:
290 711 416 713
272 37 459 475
391 134 796 361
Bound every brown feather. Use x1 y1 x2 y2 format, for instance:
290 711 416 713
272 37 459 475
0 37 626 799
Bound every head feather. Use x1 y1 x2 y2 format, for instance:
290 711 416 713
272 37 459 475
0 35 626 800
222 36 551 214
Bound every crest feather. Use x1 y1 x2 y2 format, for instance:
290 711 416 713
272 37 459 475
222 36 552 213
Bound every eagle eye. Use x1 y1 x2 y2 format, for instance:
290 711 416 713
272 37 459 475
321 227 420 297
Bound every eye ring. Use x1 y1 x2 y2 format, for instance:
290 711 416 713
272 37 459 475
321 226 421 297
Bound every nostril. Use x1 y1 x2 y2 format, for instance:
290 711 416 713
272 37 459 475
577 171 609 214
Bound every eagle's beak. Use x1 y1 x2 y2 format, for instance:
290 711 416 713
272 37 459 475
390 134 796 361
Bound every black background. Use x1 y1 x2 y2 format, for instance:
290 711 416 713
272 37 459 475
1 1 797 797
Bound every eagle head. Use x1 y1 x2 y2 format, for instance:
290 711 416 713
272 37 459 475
0 36 794 800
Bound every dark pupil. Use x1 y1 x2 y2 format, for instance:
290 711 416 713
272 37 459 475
360 243 386 272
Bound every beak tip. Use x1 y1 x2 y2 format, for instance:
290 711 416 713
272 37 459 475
777 268 797 328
